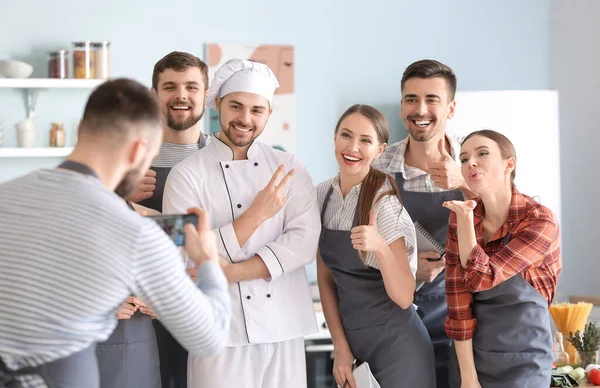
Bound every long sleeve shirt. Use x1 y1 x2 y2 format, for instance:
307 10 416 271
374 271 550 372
444 186 561 341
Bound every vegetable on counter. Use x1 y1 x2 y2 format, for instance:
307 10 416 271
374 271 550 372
589 368 600 386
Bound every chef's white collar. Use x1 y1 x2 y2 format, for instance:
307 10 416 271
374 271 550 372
212 131 260 161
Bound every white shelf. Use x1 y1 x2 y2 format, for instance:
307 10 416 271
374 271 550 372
0 147 73 158
0 78 104 89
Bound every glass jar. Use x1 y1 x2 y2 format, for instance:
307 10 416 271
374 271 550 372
49 122 66 147
72 41 94 79
48 50 68 79
579 349 598 367
92 41 110 79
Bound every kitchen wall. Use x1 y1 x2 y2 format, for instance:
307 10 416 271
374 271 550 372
549 0 600 302
0 0 554 285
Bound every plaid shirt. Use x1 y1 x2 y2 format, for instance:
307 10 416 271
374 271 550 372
444 186 562 341
372 134 463 193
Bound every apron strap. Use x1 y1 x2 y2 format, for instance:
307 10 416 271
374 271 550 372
1 356 40 388
320 186 334 223
57 160 99 179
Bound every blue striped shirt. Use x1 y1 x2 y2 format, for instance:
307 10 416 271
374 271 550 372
0 168 230 387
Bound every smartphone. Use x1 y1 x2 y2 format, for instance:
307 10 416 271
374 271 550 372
148 214 198 246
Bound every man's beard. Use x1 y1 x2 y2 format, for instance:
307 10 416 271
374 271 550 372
167 107 204 131
408 127 437 142
406 114 437 142
220 119 257 148
115 169 142 199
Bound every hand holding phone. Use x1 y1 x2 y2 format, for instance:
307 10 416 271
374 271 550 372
181 208 219 266
148 213 199 246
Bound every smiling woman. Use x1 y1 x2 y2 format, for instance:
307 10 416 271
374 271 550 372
316 104 436 387
444 129 561 388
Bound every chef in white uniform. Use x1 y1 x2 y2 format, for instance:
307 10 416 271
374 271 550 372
163 58 320 388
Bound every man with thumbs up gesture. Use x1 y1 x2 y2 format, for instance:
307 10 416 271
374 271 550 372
429 138 470 191
372 60 474 388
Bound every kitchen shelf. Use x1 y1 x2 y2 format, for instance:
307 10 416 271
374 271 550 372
0 147 73 158
0 78 104 117
0 78 104 89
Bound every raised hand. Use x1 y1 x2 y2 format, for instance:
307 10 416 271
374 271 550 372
429 138 464 190
442 199 477 217
249 164 295 223
126 169 157 202
350 209 386 254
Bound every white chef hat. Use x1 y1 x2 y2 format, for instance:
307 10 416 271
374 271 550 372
206 58 280 109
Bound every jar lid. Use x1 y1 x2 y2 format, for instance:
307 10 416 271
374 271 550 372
48 50 69 56
91 41 110 47
72 41 91 47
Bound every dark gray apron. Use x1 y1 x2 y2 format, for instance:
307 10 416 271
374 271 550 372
394 173 463 388
95 304 161 388
320 187 436 388
1 345 97 388
138 135 206 388
448 235 553 388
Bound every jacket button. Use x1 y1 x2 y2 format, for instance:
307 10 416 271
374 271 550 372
246 295 251 300
254 162 258 166
266 294 271 298
225 164 230 168
237 204 242 208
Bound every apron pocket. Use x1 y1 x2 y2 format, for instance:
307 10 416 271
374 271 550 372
474 347 535 386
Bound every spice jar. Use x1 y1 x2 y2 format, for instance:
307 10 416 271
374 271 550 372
72 41 94 79
92 41 110 79
49 122 66 147
48 50 68 79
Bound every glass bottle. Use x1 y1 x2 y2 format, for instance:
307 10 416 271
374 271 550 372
49 122 66 147
554 332 571 366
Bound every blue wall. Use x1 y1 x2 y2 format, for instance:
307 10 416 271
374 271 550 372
0 0 550 281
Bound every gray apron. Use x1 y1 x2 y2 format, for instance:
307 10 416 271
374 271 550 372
448 235 553 388
394 173 463 388
319 187 436 388
96 309 161 388
1 345 97 388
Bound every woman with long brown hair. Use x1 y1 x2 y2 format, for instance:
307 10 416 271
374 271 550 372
443 130 561 388
317 104 436 388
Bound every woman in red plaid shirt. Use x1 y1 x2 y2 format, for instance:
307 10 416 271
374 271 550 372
442 130 561 388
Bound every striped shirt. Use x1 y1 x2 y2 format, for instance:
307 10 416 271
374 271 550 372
317 176 417 275
0 169 230 387
444 186 562 341
372 134 463 193
151 141 204 168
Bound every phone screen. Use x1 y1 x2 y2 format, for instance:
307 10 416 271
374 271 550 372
148 214 198 246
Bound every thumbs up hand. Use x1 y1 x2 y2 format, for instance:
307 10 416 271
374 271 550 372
350 209 387 254
429 137 466 190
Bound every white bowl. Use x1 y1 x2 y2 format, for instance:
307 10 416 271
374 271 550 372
0 60 34 78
